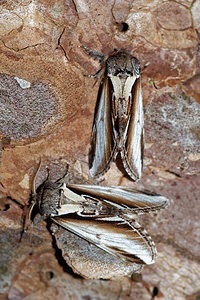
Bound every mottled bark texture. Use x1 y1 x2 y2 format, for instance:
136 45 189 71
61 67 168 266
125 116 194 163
0 0 200 299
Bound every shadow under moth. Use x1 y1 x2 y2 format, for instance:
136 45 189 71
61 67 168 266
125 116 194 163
29 166 169 278
84 47 144 181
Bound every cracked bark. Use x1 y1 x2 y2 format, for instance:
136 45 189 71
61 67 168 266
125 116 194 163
0 0 200 299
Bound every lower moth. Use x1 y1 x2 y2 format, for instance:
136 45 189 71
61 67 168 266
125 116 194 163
32 175 169 268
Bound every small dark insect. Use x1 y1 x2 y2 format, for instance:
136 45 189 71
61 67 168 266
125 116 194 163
84 47 144 181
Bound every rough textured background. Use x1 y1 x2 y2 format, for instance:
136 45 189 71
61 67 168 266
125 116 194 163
0 0 200 299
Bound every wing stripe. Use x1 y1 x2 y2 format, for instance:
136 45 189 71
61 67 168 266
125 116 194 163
53 217 156 264
89 77 116 177
67 184 169 213
121 77 144 180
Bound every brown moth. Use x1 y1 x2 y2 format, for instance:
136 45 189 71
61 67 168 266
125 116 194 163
31 172 168 265
84 47 144 181
27 162 169 278
51 183 168 266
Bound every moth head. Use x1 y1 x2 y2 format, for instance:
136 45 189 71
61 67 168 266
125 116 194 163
106 49 141 78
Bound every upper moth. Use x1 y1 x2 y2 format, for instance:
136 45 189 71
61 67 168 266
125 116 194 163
84 47 144 181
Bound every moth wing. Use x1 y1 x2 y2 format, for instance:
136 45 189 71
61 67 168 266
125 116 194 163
67 184 169 213
89 77 116 177
53 217 156 265
122 77 144 180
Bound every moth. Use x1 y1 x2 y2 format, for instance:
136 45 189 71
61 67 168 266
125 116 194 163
33 179 169 267
84 47 144 180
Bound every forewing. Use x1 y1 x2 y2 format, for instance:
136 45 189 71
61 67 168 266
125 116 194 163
121 77 144 180
53 217 156 264
89 77 116 177
67 184 169 214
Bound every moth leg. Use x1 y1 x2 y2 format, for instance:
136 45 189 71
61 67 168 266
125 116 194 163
140 62 150 75
82 46 106 83
86 68 103 79
84 67 104 88
22 159 42 232
82 46 105 62
32 158 42 195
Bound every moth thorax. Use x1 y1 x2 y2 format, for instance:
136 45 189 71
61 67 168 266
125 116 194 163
120 76 128 87
39 188 61 217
